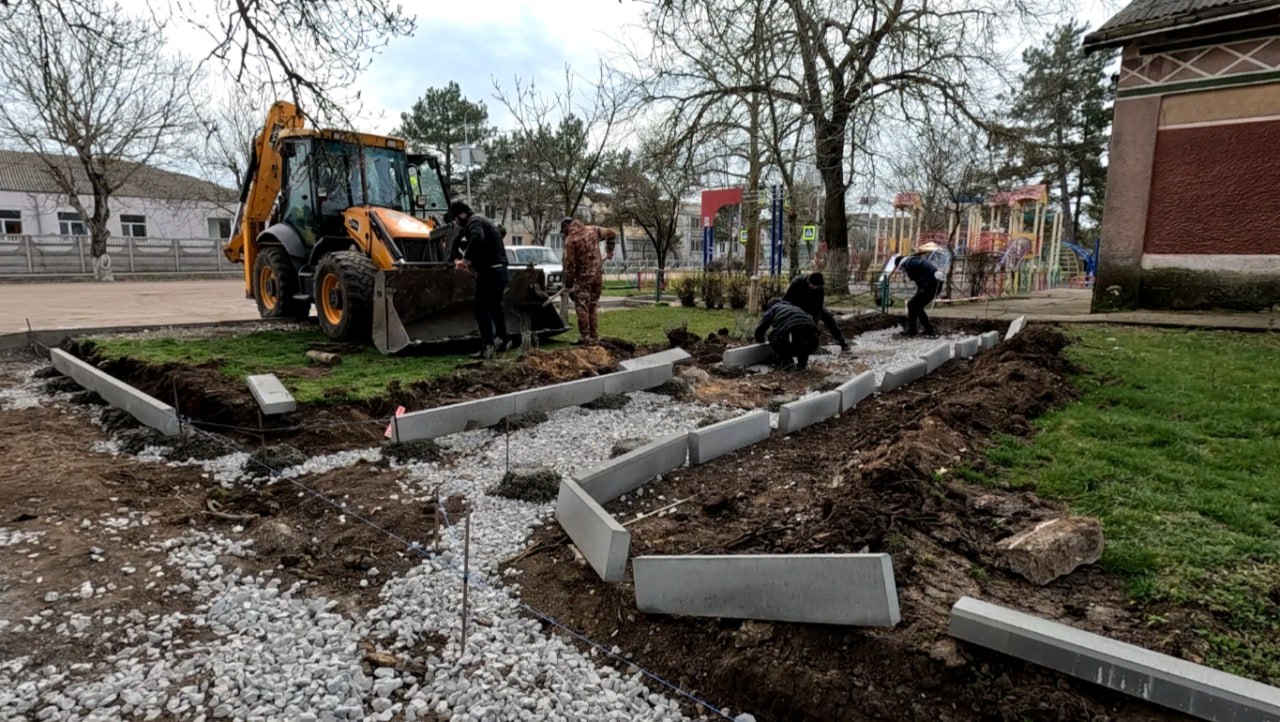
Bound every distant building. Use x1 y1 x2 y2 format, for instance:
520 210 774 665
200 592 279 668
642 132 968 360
0 150 236 243
1085 0 1280 311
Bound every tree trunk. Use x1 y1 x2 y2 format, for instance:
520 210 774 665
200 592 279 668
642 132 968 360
90 189 114 281
745 94 762 274
815 119 850 291
786 202 800 279
1057 167 1074 248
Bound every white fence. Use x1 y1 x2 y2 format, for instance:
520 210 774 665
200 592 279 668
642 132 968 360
0 235 240 277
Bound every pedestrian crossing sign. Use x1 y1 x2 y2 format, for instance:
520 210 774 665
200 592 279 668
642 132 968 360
739 229 749 244
802 225 817 241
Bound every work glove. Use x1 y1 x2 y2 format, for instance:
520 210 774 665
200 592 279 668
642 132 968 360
934 270 946 282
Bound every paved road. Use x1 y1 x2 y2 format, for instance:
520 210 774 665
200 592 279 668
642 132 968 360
0 279 259 333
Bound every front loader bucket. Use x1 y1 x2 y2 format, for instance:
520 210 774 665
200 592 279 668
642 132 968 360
372 266 568 354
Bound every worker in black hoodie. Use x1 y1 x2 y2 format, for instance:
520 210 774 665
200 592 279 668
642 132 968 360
782 272 850 352
754 299 820 370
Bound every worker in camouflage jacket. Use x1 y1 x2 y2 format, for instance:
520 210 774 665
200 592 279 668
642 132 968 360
560 217 618 345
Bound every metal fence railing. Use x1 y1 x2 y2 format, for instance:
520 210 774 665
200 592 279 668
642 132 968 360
0 234 240 277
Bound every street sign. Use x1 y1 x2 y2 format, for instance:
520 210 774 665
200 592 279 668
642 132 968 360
859 196 879 206
801 225 817 241
739 229 749 244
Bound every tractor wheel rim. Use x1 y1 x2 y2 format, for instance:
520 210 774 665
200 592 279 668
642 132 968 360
320 274 343 326
259 266 277 309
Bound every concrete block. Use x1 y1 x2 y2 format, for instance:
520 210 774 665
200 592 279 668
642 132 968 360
555 479 630 582
1005 315 1027 341
577 432 688 504
778 391 842 435
837 370 877 412
603 364 673 395
980 331 1000 350
246 374 296 415
391 394 518 442
50 349 180 436
949 596 1280 722
513 376 606 414
954 337 981 360
722 343 774 368
688 410 770 465
879 360 928 393
920 342 951 373
619 348 692 371
634 554 900 627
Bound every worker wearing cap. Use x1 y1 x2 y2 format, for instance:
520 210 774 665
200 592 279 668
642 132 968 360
782 272 850 353
893 243 944 337
754 298 820 371
560 217 618 346
446 200 513 358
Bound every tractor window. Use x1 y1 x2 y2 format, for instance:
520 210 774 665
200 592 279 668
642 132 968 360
362 147 412 214
409 163 448 216
315 141 359 217
281 139 317 244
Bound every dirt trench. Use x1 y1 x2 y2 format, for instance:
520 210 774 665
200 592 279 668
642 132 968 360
513 327 1194 722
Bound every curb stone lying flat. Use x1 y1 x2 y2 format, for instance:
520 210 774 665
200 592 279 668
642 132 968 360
953 337 981 360
555 479 630 582
688 410 770 465
51 349 180 436
836 370 876 412
778 391 842 434
619 348 692 371
879 359 928 393
920 342 952 373
1005 315 1027 341
246 374 296 415
980 331 1000 350
722 343 775 368
949 597 1280 722
634 554 901 627
577 432 689 504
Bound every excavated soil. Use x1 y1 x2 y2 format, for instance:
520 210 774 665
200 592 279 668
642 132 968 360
513 327 1196 722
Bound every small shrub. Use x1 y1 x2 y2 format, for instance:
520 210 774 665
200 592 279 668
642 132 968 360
726 274 749 310
672 274 698 307
701 272 725 309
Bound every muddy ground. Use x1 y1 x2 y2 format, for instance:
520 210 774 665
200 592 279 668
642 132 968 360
513 327 1200 722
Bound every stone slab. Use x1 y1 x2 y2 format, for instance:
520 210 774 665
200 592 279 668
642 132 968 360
778 391 842 435
634 554 901 627
391 394 518 442
722 343 775 368
879 359 928 393
837 370 877 412
555 479 630 582
50 349 180 436
920 342 952 374
980 331 1000 350
619 348 692 371
577 432 689 504
514 376 607 414
953 336 981 360
603 364 673 395
949 596 1280 722
688 410 771 465
1005 315 1027 341
246 374 296 415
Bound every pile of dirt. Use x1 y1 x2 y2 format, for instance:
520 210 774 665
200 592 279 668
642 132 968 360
494 410 549 432
488 465 562 503
519 346 615 380
99 407 141 434
512 326 1183 722
382 439 444 464
165 432 236 462
247 444 308 474
666 327 736 365
582 393 631 411
43 376 80 394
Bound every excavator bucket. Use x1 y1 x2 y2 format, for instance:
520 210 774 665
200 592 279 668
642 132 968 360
372 266 569 354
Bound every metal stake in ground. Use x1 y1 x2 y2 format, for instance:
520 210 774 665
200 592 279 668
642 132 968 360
461 509 472 655
171 377 184 437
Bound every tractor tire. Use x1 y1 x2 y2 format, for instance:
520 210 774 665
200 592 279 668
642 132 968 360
254 246 310 320
314 251 376 343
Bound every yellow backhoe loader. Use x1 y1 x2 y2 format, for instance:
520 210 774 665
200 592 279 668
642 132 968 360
222 101 567 353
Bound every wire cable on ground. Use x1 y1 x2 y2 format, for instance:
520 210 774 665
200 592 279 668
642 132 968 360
182 424 736 721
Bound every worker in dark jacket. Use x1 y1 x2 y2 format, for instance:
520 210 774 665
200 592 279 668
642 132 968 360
893 243 944 337
446 201 512 358
782 272 850 352
754 299 820 371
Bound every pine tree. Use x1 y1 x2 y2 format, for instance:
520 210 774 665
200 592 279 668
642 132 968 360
395 82 491 187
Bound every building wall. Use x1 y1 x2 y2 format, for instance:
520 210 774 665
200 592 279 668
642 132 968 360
0 190 234 240
1094 32 1280 311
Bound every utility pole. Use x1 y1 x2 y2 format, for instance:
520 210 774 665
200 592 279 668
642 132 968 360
464 119 472 206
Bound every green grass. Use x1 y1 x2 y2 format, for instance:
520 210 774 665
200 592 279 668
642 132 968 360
973 325 1280 682
85 306 751 404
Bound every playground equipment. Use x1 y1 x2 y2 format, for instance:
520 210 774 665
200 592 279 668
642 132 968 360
875 193 923 261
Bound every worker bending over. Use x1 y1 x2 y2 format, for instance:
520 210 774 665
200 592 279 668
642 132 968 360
782 272 850 353
446 201 513 358
560 217 618 346
893 243 944 337
754 299 820 371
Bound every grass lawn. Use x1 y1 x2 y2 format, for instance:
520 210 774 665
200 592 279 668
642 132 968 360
970 325 1280 682
85 306 751 403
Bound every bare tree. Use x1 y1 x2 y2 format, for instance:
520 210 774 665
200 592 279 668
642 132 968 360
195 90 264 189
0 0 200 280
483 129 563 246
493 65 631 221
